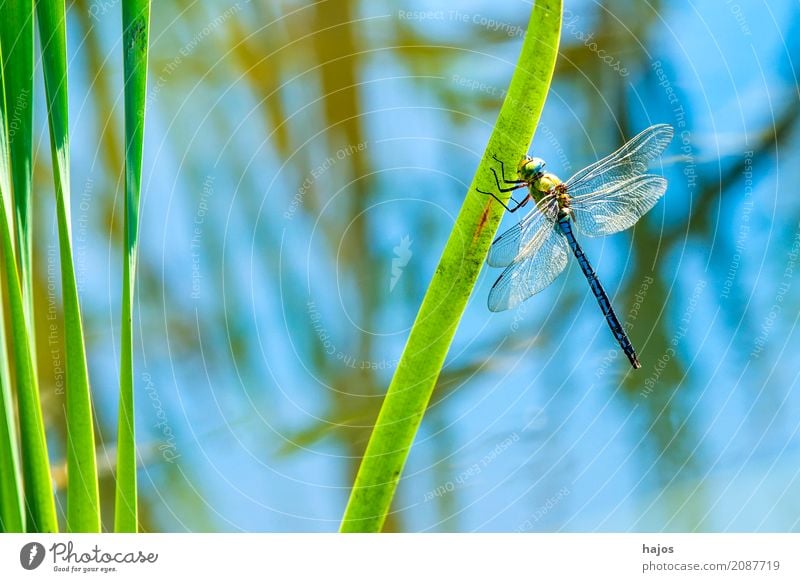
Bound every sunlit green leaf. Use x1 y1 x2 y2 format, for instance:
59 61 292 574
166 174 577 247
0 27 56 533
36 0 99 533
115 0 150 534
340 0 563 532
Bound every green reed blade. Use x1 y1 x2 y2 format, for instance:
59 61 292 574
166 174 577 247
115 0 150 533
36 0 100 532
340 0 562 532
0 35 56 533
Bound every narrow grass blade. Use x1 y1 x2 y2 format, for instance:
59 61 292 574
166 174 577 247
0 38 56 533
36 0 100 532
1 0 35 339
0 340 23 532
0 0 36 534
115 0 150 533
340 0 563 532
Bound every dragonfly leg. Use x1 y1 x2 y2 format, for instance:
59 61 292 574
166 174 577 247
491 154 527 185
478 156 532 212
476 185 531 213
505 192 533 213
488 168 528 193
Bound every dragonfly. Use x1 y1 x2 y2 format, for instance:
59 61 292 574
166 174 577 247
478 124 674 369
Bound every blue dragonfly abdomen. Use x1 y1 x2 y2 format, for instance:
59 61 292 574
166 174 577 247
556 215 640 368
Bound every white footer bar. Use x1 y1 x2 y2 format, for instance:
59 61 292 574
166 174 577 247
1 534 796 581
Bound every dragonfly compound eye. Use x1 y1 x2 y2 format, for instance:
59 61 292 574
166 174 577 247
517 156 546 181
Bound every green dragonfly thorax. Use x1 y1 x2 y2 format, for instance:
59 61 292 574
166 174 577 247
532 171 561 193
530 171 570 215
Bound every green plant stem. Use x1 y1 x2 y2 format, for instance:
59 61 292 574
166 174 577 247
115 0 150 533
0 39 56 533
36 0 100 532
340 0 562 532
1 0 35 344
0 328 23 532
0 175 54 533
0 14 27 530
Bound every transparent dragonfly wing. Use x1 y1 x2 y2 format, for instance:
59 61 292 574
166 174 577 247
570 174 667 236
564 124 673 199
487 195 558 268
488 225 570 312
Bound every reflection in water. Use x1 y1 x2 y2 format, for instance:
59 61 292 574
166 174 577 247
31 0 800 531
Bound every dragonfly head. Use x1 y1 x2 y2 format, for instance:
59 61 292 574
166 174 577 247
517 156 546 182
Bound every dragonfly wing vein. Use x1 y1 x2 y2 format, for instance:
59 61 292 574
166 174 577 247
488 226 569 312
570 175 667 236
564 124 673 199
487 196 558 267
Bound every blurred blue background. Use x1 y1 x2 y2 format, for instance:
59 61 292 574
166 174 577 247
32 0 800 531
